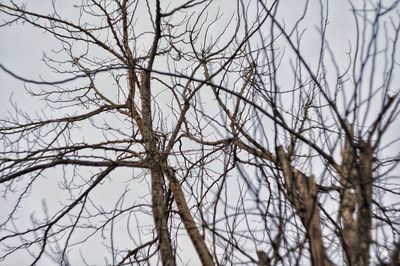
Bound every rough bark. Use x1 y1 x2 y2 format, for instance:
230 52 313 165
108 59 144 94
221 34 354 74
140 43 176 265
164 167 214 266
339 123 373 266
277 146 331 266
140 93 176 265
150 164 176 266
257 250 271 266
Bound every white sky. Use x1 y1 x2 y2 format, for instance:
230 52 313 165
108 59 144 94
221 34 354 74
1 0 399 265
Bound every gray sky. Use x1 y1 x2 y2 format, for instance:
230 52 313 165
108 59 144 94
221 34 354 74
1 0 399 265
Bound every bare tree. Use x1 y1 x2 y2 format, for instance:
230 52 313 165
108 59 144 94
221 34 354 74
1 0 399 265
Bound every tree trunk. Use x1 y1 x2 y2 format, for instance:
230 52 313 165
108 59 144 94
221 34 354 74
277 146 331 266
340 123 372 266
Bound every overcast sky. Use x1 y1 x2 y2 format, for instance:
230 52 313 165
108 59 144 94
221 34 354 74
1 1 399 265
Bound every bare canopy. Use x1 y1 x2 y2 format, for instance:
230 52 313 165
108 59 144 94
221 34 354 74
0 0 399 265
